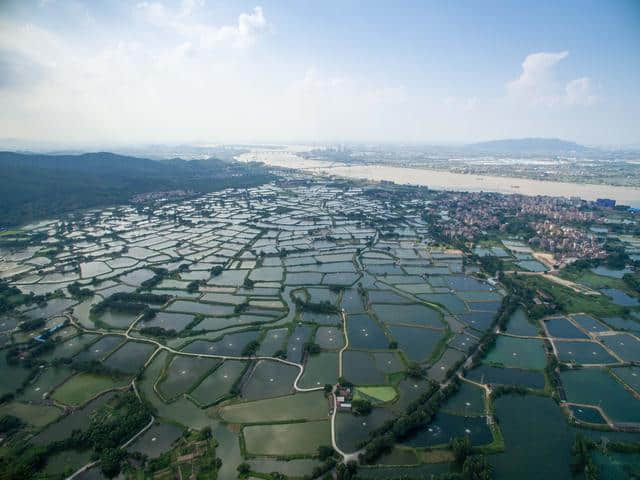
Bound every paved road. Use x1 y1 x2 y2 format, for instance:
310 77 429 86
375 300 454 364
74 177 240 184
330 309 362 462
65 313 323 393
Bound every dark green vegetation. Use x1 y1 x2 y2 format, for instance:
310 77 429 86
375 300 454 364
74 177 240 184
0 278 47 314
91 292 170 324
504 273 628 319
1 392 151 479
0 151 273 226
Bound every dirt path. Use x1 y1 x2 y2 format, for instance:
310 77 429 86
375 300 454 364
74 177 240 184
503 270 601 295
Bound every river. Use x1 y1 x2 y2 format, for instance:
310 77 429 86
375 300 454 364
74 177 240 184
238 151 640 208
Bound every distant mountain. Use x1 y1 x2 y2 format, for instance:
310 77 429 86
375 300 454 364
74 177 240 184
464 138 595 155
0 151 272 227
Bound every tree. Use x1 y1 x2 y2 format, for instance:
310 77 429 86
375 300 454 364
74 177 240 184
338 377 353 388
462 455 493 480
351 399 372 416
100 448 125 478
19 318 45 332
605 251 628 270
336 461 358 480
317 445 335 460
187 280 201 293
139 326 177 338
0 414 23 434
623 273 640 293
359 433 395 464
391 410 426 439
478 255 504 276
451 436 471 465
241 340 260 356
199 426 212 440
570 434 596 475
68 281 94 299
407 362 424 379
237 462 251 474
211 266 224 276
304 342 321 355
234 301 249 313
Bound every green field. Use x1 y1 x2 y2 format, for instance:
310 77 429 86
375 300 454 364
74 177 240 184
354 386 397 403
560 269 634 295
0 401 63 427
52 373 130 406
219 390 328 423
243 420 331 456
18 366 73 403
521 276 626 318
42 449 93 476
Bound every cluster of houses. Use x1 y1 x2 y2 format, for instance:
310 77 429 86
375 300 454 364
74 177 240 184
529 221 607 263
335 386 353 412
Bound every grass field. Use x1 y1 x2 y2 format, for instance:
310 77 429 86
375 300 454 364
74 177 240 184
354 386 397 404
42 449 93 476
560 270 631 294
376 446 419 465
0 402 63 427
52 373 129 406
219 390 328 423
523 276 626 318
243 421 331 456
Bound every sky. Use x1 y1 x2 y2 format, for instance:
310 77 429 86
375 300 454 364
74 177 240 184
0 0 639 148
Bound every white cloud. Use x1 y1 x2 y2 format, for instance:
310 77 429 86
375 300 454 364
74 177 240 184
565 76 597 106
137 2 268 49
300 67 348 91
507 51 597 108
0 12 269 144
0 7 620 148
507 51 568 105
443 96 479 112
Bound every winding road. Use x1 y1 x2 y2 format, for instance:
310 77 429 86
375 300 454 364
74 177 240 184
65 312 324 393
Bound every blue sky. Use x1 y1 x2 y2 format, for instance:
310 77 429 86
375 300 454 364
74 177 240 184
0 0 638 147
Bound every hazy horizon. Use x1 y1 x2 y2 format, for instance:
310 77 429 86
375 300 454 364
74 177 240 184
3 137 640 154
1 1 639 147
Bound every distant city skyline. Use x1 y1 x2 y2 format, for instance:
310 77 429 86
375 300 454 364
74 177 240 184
0 0 639 147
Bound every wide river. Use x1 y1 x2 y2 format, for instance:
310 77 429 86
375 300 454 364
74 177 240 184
238 151 640 208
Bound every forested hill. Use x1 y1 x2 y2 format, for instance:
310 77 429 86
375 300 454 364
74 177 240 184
0 151 273 227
